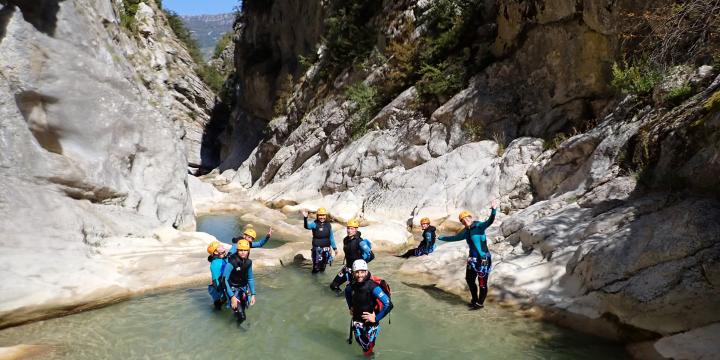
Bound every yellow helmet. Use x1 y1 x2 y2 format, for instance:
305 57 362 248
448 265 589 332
347 219 360 228
237 239 251 251
207 240 221 254
420 217 431 225
458 210 473 222
243 228 257 239
317 207 328 215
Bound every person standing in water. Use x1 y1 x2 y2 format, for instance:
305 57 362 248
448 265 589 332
222 239 257 324
229 225 273 254
438 199 498 309
302 208 337 273
398 217 437 258
206 240 231 309
329 219 373 291
345 259 392 356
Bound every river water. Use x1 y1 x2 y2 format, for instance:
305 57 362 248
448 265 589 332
0 214 629 359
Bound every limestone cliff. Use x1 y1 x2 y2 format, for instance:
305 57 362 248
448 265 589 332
0 0 213 327
211 0 720 357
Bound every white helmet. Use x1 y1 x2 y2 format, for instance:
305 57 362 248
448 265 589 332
352 259 368 272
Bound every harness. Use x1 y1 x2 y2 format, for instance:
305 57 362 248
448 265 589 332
313 246 334 265
467 256 491 286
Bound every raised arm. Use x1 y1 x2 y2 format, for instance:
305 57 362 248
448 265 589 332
372 287 391 322
476 208 497 231
304 217 316 230
438 229 466 242
252 235 269 248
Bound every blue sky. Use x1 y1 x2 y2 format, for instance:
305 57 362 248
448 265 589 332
162 0 241 15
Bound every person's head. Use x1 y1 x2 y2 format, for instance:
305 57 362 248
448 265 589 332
317 207 328 222
207 241 222 256
458 211 473 228
346 219 360 236
352 259 369 282
420 217 431 230
243 228 257 242
237 240 251 259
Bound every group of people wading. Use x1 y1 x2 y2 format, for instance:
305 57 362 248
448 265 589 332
205 199 498 356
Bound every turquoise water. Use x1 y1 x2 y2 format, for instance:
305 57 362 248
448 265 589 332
0 215 630 359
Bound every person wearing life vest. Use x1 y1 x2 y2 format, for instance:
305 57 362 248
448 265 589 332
329 219 373 291
229 225 273 254
222 239 257 323
438 199 498 309
344 259 391 356
302 207 337 273
398 217 437 258
207 240 231 309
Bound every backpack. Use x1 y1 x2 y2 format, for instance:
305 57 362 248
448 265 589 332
369 275 393 317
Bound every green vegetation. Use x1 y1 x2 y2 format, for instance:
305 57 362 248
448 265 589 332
120 0 141 32
322 0 383 79
298 54 316 71
610 60 662 96
414 0 488 105
164 9 225 94
213 32 234 59
415 61 464 103
345 83 379 139
665 83 693 106
704 90 720 113
543 132 569 151
462 119 484 142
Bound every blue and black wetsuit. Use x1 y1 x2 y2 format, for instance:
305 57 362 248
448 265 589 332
400 225 437 258
303 217 337 273
208 255 228 308
329 232 372 290
344 274 391 354
222 253 255 321
229 235 270 254
439 208 496 305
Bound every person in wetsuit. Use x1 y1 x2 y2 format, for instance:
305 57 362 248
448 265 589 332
438 199 498 309
229 225 273 254
222 239 257 323
398 217 437 258
329 219 373 292
302 207 337 273
207 240 231 309
344 259 391 356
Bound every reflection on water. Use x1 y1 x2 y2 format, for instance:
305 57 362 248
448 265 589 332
0 214 629 359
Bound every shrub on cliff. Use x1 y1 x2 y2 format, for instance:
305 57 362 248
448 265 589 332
610 60 662 95
322 0 383 79
345 83 379 139
414 0 489 110
164 9 225 94
120 0 141 31
213 32 234 59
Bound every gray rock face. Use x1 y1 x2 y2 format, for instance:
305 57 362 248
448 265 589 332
123 1 216 169
0 0 206 325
